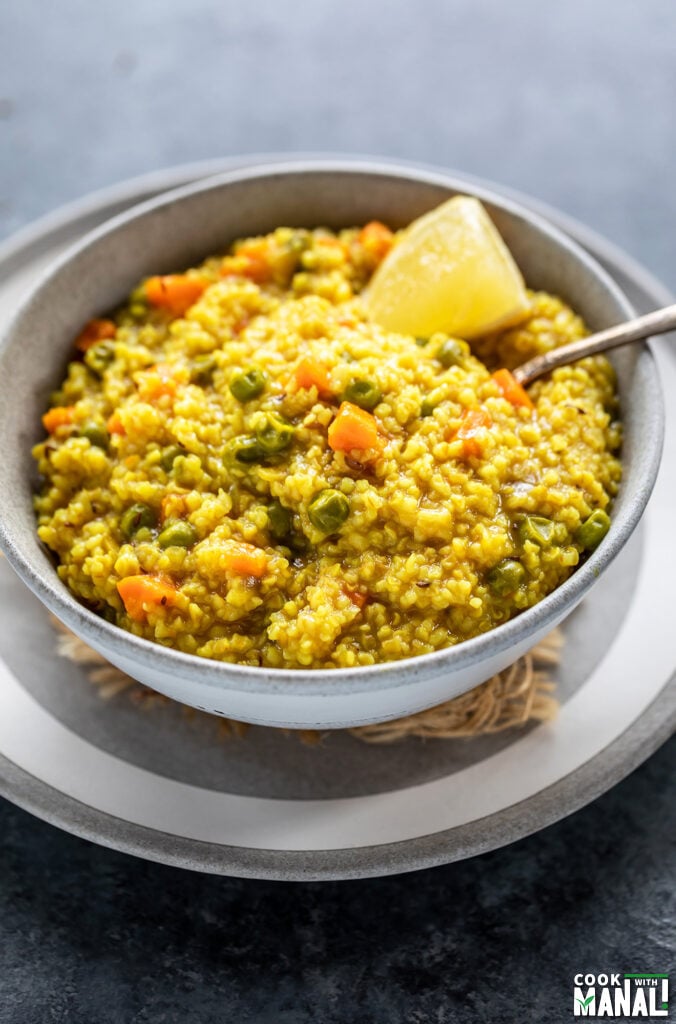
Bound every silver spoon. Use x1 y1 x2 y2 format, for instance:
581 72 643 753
512 303 676 386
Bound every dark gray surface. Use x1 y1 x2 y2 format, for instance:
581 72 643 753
2 0 676 295
1 0 675 1020
0 740 674 1023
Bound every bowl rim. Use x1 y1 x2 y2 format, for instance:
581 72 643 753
0 158 665 697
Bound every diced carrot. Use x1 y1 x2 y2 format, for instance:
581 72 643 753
160 492 187 524
145 275 207 316
117 574 178 623
220 241 272 283
232 316 250 335
242 253 270 282
455 407 493 459
345 588 367 610
42 406 75 433
294 356 333 397
221 540 267 578
237 239 269 260
492 368 534 411
106 411 126 435
314 237 348 263
74 318 116 352
136 364 178 402
220 257 240 278
328 402 382 453
359 221 394 260
315 236 344 250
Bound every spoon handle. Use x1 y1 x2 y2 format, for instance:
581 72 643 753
512 302 676 386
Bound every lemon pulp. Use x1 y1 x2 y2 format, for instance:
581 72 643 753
366 196 531 339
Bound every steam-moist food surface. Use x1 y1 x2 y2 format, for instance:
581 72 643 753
33 224 621 669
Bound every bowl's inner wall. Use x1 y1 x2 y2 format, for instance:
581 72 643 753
0 167 657 632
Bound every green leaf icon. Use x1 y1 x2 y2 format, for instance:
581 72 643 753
576 996 595 1008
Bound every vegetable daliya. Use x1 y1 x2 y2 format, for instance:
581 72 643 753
33 213 621 671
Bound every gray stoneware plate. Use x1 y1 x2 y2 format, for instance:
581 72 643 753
0 156 674 880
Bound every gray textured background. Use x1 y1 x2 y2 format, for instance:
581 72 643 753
1 1 675 1021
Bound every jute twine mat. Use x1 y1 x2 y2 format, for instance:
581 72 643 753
51 618 561 744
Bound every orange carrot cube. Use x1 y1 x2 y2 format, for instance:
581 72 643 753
455 407 493 459
42 406 75 433
117 575 177 623
328 402 381 453
294 357 332 396
74 318 116 352
136 365 178 402
359 221 394 260
345 588 367 610
492 368 534 411
221 540 268 578
145 275 207 316
106 411 126 435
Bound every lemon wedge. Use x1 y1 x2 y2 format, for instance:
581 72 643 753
366 196 531 339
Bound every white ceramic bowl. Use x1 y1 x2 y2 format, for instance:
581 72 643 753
0 161 664 728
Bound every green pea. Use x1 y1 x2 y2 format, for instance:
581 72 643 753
84 341 116 378
437 338 470 368
157 519 197 549
487 559 526 596
229 368 266 403
160 445 186 472
226 436 266 464
79 422 109 449
255 412 294 455
308 489 350 533
518 515 556 546
120 503 157 540
288 532 310 554
129 284 147 306
190 355 217 385
266 500 292 540
283 231 309 256
342 379 382 411
415 337 429 348
575 509 611 551
420 388 445 417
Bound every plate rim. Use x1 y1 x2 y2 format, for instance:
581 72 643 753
0 680 672 880
0 154 674 879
